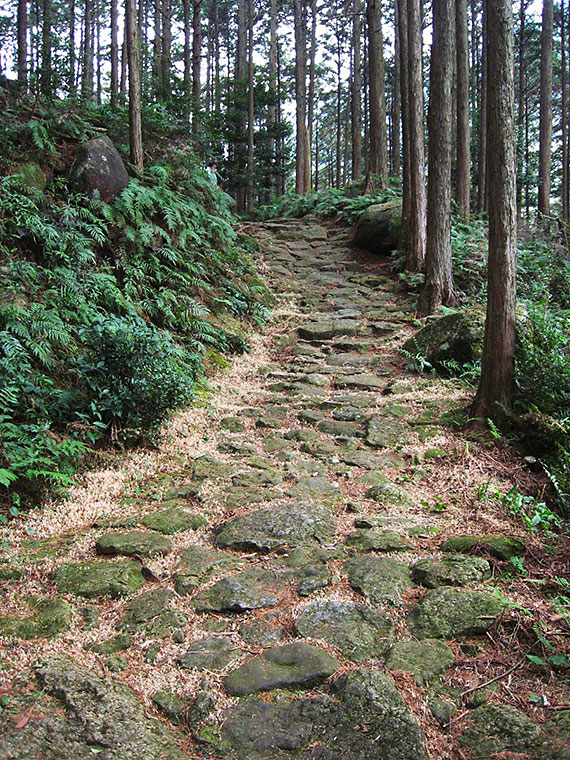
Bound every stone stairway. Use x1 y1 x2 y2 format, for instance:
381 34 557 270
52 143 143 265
0 218 567 760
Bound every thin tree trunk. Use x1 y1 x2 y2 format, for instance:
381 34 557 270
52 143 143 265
538 0 553 216
246 0 255 211
110 0 119 105
391 0 401 177
120 18 128 95
367 0 387 183
192 0 202 142
95 0 102 104
236 0 248 210
472 0 517 426
476 0 487 212
183 0 191 122
456 0 470 216
294 0 308 195
161 0 172 98
418 0 457 315
152 0 162 96
267 0 278 195
307 0 317 189
398 0 410 251
406 0 426 272
562 0 568 221
517 0 526 219
41 0 52 100
126 0 144 171
352 0 363 181
17 0 27 88
336 34 342 189
68 0 75 96
81 0 93 101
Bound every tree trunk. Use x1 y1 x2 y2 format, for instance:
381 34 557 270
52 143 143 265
294 0 309 195
406 0 426 272
391 0 401 177
235 0 248 210
352 0 363 181
161 0 172 98
183 0 191 122
538 0 553 216
152 0 162 96
336 34 342 189
418 0 456 315
307 0 318 189
517 0 526 219
267 0 278 196
246 0 255 211
560 0 569 222
397 0 410 251
476 0 487 212
110 0 119 105
41 0 52 100
366 0 387 184
81 0 93 101
68 0 75 96
472 0 517 426
192 0 202 143
17 0 27 88
126 0 144 171
456 0 470 216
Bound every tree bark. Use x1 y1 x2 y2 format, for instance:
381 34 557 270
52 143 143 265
161 0 172 98
472 0 517 426
235 0 248 210
418 0 456 315
81 0 93 102
110 0 119 106
306 0 317 190
563 0 570 222
538 0 553 216
456 0 470 216
247 0 255 211
192 0 202 142
126 0 144 171
183 0 191 121
294 0 309 195
406 0 426 272
516 0 526 219
366 0 387 183
68 0 75 96
391 0 401 177
476 0 487 212
267 0 278 195
41 0 52 100
17 0 27 88
352 0 363 180
397 0 410 251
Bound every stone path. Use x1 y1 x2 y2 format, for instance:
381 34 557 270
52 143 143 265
0 218 568 760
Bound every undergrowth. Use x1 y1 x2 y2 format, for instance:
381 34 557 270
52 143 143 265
0 107 269 508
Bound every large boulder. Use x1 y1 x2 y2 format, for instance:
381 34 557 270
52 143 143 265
352 201 402 255
68 136 129 202
401 309 485 370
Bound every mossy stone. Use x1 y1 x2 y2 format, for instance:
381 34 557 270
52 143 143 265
15 161 46 190
345 555 412 605
224 642 340 696
409 587 506 639
346 528 412 553
53 560 145 598
441 534 526 560
296 600 394 661
95 532 172 558
88 633 132 655
365 482 415 509
411 554 491 588
120 589 173 628
367 416 410 448
0 598 72 639
192 568 279 613
152 690 188 725
178 636 243 672
174 545 241 595
141 507 207 535
385 639 455 685
458 703 542 758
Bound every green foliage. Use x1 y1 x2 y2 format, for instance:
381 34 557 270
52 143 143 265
491 486 562 532
255 185 400 225
0 121 268 505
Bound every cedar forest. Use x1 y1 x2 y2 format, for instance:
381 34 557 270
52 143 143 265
0 1 569 759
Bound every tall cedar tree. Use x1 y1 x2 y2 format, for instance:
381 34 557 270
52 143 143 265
126 0 143 170
406 0 426 272
352 0 363 181
294 0 309 195
366 0 387 184
538 0 553 216
397 0 411 251
418 0 456 315
456 0 470 216
472 0 517 425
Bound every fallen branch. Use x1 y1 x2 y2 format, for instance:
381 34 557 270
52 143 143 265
460 646 538 698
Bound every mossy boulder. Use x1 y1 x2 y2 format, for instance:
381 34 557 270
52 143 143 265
191 568 279 613
441 534 526 561
95 531 172 558
353 201 402 255
141 507 207 535
346 528 412 553
411 554 491 588
296 600 394 661
173 544 241 595
345 555 412 605
367 416 411 449
458 704 543 758
88 633 132 655
68 136 129 202
178 636 243 672
298 318 361 341
384 639 455 685
0 598 72 639
365 481 415 509
53 560 145 598
401 309 485 370
215 502 336 553
224 642 340 696
15 161 47 190
120 588 186 637
409 587 506 639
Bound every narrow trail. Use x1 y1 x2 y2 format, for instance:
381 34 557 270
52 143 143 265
0 218 568 760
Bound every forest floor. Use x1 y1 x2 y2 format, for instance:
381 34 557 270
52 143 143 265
0 218 568 759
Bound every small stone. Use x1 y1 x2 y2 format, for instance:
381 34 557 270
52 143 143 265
299 319 361 341
88 633 132 655
335 373 387 390
366 482 415 509
317 419 364 438
141 507 207 534
411 555 491 588
345 555 411 604
346 529 412 553
367 416 410 448
220 416 245 432
178 637 243 672
78 606 99 629
95 531 172 558
224 642 340 696
409 587 506 639
145 642 161 664
192 568 279 613
0 598 72 639
385 639 455 685
441 535 526 561
289 476 341 502
120 589 173 627
152 690 189 725
53 560 145 598
428 696 457 727
458 704 542 758
174 545 240 595
296 600 393 661
239 619 284 647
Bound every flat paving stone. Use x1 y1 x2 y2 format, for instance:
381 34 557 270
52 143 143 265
345 555 412 604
